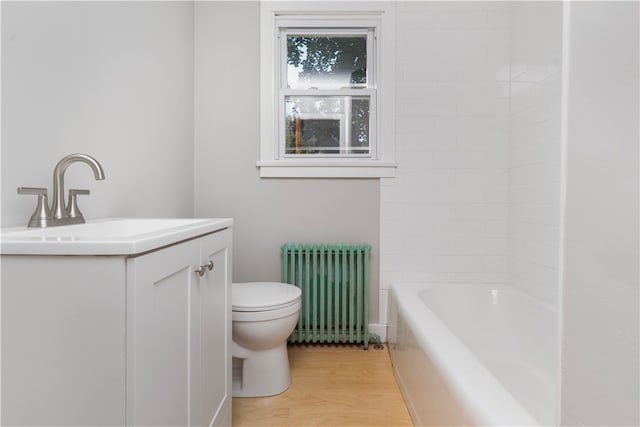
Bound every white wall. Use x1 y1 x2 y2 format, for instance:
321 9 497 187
508 2 563 307
380 1 511 322
560 2 639 425
1 1 195 227
193 2 381 322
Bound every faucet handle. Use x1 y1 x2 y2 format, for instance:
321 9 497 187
67 189 90 220
18 186 48 196
17 187 53 227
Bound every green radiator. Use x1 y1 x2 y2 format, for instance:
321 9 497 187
281 243 372 349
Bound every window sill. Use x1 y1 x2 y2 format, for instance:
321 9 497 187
256 160 397 178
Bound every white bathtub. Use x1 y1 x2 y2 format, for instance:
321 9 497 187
388 283 557 426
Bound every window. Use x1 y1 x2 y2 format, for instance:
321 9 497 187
282 30 374 158
258 2 396 178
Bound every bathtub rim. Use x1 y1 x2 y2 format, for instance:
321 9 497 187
389 282 547 426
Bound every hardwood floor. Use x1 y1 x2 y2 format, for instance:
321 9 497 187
232 344 414 427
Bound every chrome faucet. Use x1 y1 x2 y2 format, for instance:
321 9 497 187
18 153 105 227
51 154 105 223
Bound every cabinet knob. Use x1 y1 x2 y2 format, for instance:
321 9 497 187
195 261 214 277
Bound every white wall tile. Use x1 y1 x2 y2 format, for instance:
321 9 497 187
396 116 435 135
380 202 404 221
456 237 509 255
397 97 458 116
382 2 564 354
433 219 487 238
403 272 458 283
457 98 509 116
430 255 487 273
484 220 509 238
509 258 559 306
407 236 459 255
399 62 459 82
379 271 402 291
457 203 508 220
482 150 509 170
383 1 511 296
432 11 488 29
380 236 404 256
380 219 407 239
455 272 506 283
487 9 509 29
378 290 389 324
433 152 484 169
397 151 435 169
507 2 562 308
510 202 560 226
457 63 510 82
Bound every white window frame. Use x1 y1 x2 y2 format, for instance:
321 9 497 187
258 1 397 178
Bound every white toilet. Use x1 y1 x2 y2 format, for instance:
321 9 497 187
231 282 301 397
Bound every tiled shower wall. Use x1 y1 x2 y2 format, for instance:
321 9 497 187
380 2 563 320
508 2 562 308
380 2 512 322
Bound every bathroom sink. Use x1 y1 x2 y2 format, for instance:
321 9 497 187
0 217 233 255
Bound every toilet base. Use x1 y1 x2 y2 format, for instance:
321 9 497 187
232 342 292 398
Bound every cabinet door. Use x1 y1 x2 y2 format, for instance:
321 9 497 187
127 239 200 426
1 256 126 426
191 230 232 427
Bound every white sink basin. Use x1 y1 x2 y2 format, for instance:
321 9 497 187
0 217 233 255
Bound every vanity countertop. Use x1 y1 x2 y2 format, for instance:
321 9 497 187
0 217 233 256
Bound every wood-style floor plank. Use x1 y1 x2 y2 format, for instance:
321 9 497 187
232 344 414 427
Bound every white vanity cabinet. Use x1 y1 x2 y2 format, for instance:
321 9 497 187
127 229 232 426
1 220 232 427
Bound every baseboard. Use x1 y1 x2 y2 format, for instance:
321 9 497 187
368 323 387 342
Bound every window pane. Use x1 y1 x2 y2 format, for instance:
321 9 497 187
285 96 370 156
286 35 367 89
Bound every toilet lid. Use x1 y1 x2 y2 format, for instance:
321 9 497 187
232 282 302 312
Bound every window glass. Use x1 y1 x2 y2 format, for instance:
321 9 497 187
285 95 370 156
286 34 368 89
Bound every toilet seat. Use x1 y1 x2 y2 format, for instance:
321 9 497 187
232 282 301 312
232 300 301 322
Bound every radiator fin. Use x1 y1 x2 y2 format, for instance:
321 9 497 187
282 243 371 349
